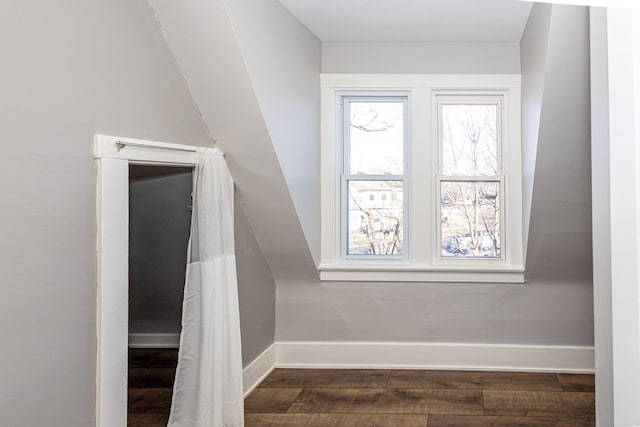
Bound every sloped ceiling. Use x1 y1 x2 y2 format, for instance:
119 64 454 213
278 0 533 42
147 0 320 284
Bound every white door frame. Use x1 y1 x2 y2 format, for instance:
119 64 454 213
600 8 640 427
94 134 198 427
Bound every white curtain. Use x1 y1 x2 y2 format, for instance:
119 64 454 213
169 148 244 427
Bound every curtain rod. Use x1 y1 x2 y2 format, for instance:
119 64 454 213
115 140 222 155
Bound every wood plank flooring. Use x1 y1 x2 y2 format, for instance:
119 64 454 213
246 369 595 426
128 349 595 426
128 349 177 426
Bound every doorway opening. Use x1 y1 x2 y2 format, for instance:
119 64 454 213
127 165 192 425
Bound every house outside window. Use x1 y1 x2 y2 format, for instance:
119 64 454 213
320 74 524 283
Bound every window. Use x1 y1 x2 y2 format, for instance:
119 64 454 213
343 96 407 257
437 96 503 259
320 75 524 283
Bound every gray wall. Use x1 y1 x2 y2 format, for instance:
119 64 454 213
322 42 521 74
275 5 594 348
525 5 592 285
0 1 275 425
129 166 193 336
520 3 552 253
225 0 322 264
235 198 276 365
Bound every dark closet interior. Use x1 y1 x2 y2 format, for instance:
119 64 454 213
128 165 193 426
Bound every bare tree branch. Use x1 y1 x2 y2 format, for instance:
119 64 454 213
351 110 402 132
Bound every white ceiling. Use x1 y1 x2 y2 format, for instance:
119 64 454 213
277 0 534 42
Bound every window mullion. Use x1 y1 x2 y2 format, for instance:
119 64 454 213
437 175 503 181
343 174 404 181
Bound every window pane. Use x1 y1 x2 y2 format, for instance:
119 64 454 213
441 104 498 176
441 181 500 258
349 100 404 175
347 180 404 255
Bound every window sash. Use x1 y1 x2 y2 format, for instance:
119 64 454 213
436 95 504 177
436 175 505 262
342 177 405 259
342 94 409 176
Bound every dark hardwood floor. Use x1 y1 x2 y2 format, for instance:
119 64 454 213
128 349 595 426
246 369 595 426
128 349 177 426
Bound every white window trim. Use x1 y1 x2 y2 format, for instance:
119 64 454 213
319 74 524 283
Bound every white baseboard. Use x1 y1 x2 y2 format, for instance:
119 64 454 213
136 340 593 399
128 333 180 348
276 341 595 373
243 344 277 397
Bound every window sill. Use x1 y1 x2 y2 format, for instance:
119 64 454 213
318 264 525 283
